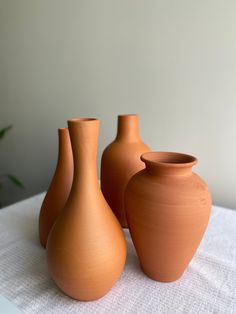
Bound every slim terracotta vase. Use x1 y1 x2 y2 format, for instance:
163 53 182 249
39 128 73 248
101 114 150 228
46 118 127 301
125 152 212 282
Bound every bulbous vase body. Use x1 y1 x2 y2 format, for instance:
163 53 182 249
125 152 212 282
101 114 150 228
47 118 127 301
39 128 73 248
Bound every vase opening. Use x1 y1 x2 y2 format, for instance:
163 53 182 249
141 152 197 169
141 152 197 175
118 114 138 117
68 118 97 123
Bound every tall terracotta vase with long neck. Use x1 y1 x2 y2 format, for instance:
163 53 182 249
39 128 73 248
47 118 127 301
101 114 150 228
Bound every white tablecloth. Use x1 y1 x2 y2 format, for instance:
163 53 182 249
0 193 235 314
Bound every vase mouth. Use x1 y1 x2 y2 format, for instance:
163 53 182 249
118 114 138 118
141 152 197 168
58 127 67 131
68 118 98 123
67 118 99 124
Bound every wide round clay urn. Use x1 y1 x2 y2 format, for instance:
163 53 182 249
101 114 150 228
47 118 127 301
125 151 212 282
39 128 73 248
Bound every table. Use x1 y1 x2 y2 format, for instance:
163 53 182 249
0 193 236 313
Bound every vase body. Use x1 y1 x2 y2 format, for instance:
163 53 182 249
125 152 212 282
47 118 127 301
101 114 150 228
39 128 73 248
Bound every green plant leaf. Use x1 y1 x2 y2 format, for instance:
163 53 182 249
7 175 24 188
0 125 13 140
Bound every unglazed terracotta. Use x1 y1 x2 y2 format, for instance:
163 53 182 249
125 152 212 282
47 118 127 301
39 128 73 248
101 114 150 228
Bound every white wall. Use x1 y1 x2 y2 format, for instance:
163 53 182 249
1 0 236 208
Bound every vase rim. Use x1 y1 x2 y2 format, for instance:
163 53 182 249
118 114 138 118
58 127 67 131
141 151 198 168
68 118 98 123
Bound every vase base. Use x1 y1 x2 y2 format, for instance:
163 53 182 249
141 265 184 282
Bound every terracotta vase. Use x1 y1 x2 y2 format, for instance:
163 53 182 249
101 114 150 228
39 128 73 248
46 118 127 301
125 151 212 282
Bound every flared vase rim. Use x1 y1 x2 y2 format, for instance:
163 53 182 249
67 118 99 123
141 151 198 168
118 114 138 118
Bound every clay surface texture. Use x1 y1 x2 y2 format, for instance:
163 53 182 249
125 151 212 282
39 128 73 248
101 114 150 227
47 118 127 301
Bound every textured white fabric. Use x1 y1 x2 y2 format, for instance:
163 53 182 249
0 193 236 314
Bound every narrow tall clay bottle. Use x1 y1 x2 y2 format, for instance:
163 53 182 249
47 118 127 301
125 152 212 282
101 114 150 228
39 128 73 248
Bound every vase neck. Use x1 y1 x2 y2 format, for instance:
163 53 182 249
57 128 72 166
115 114 141 142
68 118 99 184
141 152 197 177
